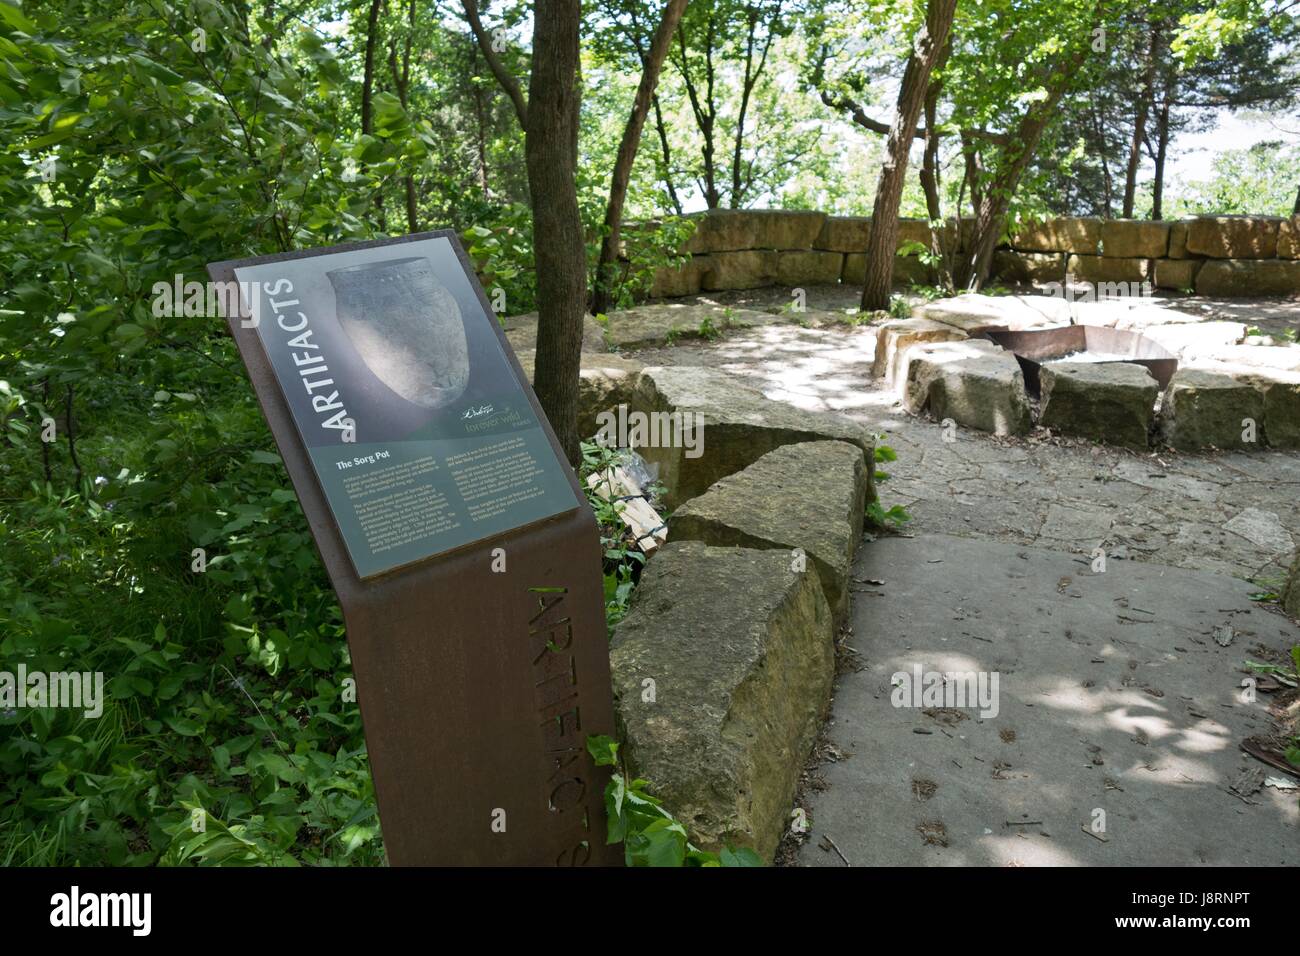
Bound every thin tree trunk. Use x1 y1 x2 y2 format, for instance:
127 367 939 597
960 104 1064 289
362 0 387 231
1122 22 1160 218
651 93 683 214
918 46 952 289
361 0 383 135
729 4 776 208
675 18 719 208
65 385 82 489
390 0 419 232
860 0 957 311
469 41 491 194
590 0 690 316
1090 98 1114 216
525 0 585 463
1151 73 1173 220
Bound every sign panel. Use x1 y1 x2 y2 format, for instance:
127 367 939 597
209 232 619 866
232 237 575 578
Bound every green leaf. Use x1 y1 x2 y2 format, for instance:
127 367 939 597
585 734 619 767
0 1 36 32
720 845 764 867
164 716 203 737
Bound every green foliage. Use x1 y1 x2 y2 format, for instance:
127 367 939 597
579 440 652 628
464 204 537 315
594 218 698 310
586 735 763 866
0 0 388 866
866 438 912 531
1165 141 1300 218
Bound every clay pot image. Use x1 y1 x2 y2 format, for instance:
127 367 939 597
326 256 470 409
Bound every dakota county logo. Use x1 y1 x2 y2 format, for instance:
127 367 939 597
49 886 151 936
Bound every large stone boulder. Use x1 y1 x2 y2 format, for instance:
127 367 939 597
701 250 779 291
1163 368 1265 451
610 540 835 861
1010 217 1102 254
1167 221 1192 258
1038 361 1158 449
1067 254 1151 283
1278 216 1300 259
994 250 1066 283
893 255 937 286
628 365 874 508
1193 344 1300 373
916 292 1072 334
1283 551 1300 619
1142 320 1246 359
1101 220 1170 258
840 253 936 286
1185 361 1300 449
1185 216 1281 259
502 311 607 354
777 250 844 286
1256 371 1300 449
601 303 776 350
682 210 756 254
896 218 932 249
1153 258 1200 291
903 338 1032 435
670 441 868 623
686 209 826 253
1195 259 1300 296
650 256 713 298
815 216 872 253
872 316 969 390
749 210 828 250
515 350 644 440
837 252 941 286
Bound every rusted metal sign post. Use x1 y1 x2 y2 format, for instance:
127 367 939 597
208 232 618 865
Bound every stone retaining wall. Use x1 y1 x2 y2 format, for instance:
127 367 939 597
648 210 1300 298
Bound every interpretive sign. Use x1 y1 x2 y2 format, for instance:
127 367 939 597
229 238 576 578
209 232 619 866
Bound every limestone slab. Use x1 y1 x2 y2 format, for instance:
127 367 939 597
670 441 869 623
611 541 834 861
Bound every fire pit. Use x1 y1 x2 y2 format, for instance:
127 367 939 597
978 326 1179 397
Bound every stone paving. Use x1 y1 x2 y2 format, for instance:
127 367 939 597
628 287 1300 586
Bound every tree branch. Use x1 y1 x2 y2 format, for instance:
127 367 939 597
460 0 528 128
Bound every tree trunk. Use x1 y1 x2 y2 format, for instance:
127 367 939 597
651 93 683 215
918 48 951 290
729 4 775 208
590 0 690 316
860 0 956 311
1151 71 1174 220
361 0 383 135
390 0 419 232
1122 22 1161 218
675 18 720 208
958 94 1073 289
362 0 386 229
469 41 491 194
526 0 586 464
1089 98 1113 216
